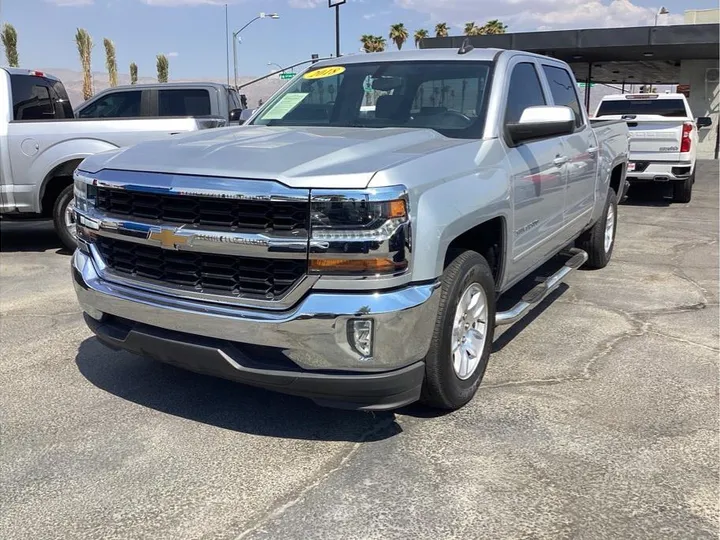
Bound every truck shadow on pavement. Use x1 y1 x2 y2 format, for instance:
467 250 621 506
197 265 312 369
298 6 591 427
0 220 70 254
75 338 403 443
621 185 672 207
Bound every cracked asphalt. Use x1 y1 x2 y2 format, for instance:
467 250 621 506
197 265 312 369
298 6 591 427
1 161 718 539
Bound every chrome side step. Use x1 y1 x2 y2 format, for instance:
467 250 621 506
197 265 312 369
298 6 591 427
495 248 588 327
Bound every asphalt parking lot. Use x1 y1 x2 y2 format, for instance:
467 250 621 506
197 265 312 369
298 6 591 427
1 161 718 540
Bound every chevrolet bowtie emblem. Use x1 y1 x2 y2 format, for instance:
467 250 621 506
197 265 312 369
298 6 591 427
148 228 190 250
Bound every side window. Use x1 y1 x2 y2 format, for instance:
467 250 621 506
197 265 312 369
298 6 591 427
158 89 211 116
10 75 55 120
51 81 74 119
78 91 142 118
504 63 546 125
542 65 584 127
412 77 484 118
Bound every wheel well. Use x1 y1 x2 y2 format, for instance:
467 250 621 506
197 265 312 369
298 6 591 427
610 163 624 196
444 217 505 286
40 159 82 216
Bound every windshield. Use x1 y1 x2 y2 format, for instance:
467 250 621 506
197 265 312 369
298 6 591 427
251 60 493 139
596 98 689 118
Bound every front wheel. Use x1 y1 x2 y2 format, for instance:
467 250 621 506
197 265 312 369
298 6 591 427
52 184 77 251
420 250 496 410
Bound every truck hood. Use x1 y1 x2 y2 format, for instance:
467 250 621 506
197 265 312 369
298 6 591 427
79 125 470 189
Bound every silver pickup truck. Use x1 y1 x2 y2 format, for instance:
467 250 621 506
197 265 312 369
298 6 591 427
0 69 227 249
71 48 629 411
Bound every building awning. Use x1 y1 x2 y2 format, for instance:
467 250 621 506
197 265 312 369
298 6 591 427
421 24 719 84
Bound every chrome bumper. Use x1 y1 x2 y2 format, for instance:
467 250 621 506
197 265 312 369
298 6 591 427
72 249 440 372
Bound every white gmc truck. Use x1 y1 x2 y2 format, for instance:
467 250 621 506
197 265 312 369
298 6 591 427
595 92 712 203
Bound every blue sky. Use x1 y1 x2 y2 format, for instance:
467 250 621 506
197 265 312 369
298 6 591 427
1 0 717 79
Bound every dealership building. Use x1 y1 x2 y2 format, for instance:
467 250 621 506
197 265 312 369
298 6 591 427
422 9 720 159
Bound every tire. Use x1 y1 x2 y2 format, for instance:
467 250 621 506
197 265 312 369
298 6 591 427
420 250 496 410
52 183 77 251
672 171 694 203
576 187 617 270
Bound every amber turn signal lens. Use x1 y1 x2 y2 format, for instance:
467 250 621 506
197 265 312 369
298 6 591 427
388 199 407 219
309 257 407 274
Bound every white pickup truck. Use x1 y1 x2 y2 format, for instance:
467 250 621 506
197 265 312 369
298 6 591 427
0 68 228 249
595 92 712 203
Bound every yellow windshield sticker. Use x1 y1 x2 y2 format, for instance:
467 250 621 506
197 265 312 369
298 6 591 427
303 66 346 80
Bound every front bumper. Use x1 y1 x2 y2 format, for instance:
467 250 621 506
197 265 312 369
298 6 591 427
73 250 439 408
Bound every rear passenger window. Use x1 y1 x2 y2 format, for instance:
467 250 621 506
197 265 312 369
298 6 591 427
78 90 142 118
543 65 584 127
10 75 55 120
504 63 546 125
158 89 211 116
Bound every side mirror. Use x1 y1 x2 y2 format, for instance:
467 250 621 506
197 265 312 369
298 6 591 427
229 108 243 123
697 116 712 129
507 106 575 146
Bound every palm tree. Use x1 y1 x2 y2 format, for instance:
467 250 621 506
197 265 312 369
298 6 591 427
75 28 93 101
389 23 409 50
481 20 508 35
414 29 428 48
130 62 138 85
464 22 477 35
1 24 19 67
156 54 169 83
360 34 374 53
372 36 386 52
435 22 449 38
103 38 118 88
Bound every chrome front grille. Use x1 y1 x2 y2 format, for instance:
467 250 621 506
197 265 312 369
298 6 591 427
96 187 309 232
76 171 315 309
96 237 307 299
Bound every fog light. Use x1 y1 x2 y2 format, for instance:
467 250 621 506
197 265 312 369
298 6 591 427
349 319 374 358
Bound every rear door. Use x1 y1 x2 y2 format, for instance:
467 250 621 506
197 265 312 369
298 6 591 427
595 96 688 163
541 64 598 225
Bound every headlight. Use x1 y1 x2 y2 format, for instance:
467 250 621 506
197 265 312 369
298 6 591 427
308 186 410 276
73 170 97 213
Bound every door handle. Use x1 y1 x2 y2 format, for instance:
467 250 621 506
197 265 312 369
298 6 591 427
553 156 569 166
587 146 598 155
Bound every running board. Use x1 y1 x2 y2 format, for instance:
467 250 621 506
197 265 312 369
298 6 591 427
495 248 588 327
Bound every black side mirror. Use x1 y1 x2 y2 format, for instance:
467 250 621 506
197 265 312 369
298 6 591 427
697 116 712 129
229 108 243 123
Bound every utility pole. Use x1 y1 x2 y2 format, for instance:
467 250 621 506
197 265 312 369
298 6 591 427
328 0 346 58
225 4 230 88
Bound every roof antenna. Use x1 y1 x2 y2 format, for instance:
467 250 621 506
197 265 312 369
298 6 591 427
458 37 474 55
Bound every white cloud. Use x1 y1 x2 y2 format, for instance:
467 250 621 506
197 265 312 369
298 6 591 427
395 0 684 31
45 0 94 6
288 0 323 8
141 0 234 5
166 52 179 57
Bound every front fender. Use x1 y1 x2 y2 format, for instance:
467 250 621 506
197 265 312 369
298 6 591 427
31 139 120 211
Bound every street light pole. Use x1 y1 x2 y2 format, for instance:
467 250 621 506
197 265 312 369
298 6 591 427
232 12 279 90
654 7 669 26
328 0 346 58
268 62 284 73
